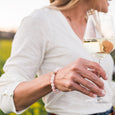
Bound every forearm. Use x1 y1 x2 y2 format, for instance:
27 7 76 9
13 72 52 112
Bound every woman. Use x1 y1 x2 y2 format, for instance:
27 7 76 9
0 0 114 115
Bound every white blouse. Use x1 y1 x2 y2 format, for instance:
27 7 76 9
0 7 115 115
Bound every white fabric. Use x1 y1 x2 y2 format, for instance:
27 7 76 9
0 7 114 115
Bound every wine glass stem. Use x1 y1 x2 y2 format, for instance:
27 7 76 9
98 59 101 64
97 58 102 102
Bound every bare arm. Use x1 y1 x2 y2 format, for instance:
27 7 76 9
14 72 52 112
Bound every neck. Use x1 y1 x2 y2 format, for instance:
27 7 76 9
61 1 89 25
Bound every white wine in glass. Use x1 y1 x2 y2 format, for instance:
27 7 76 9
84 38 115 60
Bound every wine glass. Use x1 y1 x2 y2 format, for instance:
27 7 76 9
83 12 115 103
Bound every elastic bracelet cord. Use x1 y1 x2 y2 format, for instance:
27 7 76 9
50 70 60 93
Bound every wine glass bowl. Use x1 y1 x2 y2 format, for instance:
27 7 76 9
84 13 115 59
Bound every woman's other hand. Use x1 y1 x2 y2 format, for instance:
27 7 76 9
54 58 107 97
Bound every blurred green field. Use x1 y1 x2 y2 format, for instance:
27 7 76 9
0 39 47 115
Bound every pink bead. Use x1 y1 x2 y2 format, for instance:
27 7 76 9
50 71 60 93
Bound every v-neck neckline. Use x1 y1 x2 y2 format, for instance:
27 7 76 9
56 9 83 44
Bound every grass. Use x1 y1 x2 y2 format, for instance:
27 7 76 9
0 40 12 76
0 39 47 115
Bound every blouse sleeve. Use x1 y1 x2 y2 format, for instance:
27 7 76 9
0 12 47 114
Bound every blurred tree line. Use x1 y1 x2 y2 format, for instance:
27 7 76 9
0 30 15 40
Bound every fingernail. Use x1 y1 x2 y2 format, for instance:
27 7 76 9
101 90 106 96
93 94 97 97
106 76 108 80
105 76 108 80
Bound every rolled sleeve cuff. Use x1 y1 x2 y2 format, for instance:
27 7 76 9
0 81 28 114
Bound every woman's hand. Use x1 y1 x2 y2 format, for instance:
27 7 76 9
54 58 107 97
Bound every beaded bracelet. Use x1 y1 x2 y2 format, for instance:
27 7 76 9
50 71 60 93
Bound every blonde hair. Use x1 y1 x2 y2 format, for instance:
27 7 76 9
49 0 80 10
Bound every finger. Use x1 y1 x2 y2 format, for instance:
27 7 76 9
83 60 107 80
79 68 104 89
87 69 102 78
73 73 105 97
72 82 97 97
90 70 99 76
87 68 98 75
74 58 107 80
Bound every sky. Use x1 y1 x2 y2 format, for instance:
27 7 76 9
0 0 49 31
0 0 115 31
